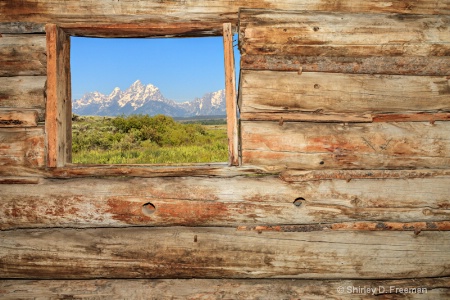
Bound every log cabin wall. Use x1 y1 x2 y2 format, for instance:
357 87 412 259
1 1 449 298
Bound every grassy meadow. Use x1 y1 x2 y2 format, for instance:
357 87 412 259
72 114 228 164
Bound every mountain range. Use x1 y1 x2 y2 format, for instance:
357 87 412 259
72 80 226 117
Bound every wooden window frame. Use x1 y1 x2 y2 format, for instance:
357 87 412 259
45 23 239 168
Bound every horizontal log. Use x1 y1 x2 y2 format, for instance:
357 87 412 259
373 113 450 122
241 121 450 170
1 1 448 34
0 76 46 115
239 70 450 115
238 221 450 232
0 22 45 34
241 55 450 76
0 34 46 76
0 164 269 179
241 112 450 123
0 109 39 127
240 112 373 123
280 169 450 182
1 174 449 229
1 227 449 279
0 278 448 299
0 177 40 184
239 10 450 57
0 127 45 168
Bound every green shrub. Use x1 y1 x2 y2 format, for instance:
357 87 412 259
72 114 228 164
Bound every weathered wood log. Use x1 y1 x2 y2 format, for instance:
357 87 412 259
240 10 450 57
240 112 373 123
239 71 450 115
0 164 269 179
0 127 45 168
241 121 450 170
1 0 449 37
0 76 46 114
0 34 46 76
241 112 450 123
46 24 71 167
0 177 40 184
1 174 449 229
223 23 239 166
373 113 450 122
241 55 450 76
280 169 450 182
0 278 448 299
0 22 45 34
238 221 450 232
0 109 39 127
0 227 449 279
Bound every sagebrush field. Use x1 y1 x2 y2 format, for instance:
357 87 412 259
72 114 228 164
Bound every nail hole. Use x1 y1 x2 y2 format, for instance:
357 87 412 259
319 161 325 165
293 197 305 207
142 202 156 216
314 84 320 89
313 26 320 31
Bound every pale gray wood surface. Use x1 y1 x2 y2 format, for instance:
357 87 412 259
1 174 449 229
241 121 450 170
1 278 448 299
0 227 449 279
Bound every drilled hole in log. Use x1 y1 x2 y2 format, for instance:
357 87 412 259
142 202 156 216
293 197 305 207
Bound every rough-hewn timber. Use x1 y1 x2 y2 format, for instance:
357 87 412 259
239 10 450 57
241 55 450 76
1 227 449 279
1 0 448 35
241 121 450 170
223 23 239 166
1 278 448 299
1 175 449 229
46 24 71 167
0 76 46 114
0 34 46 76
0 109 39 127
0 127 45 168
239 71 450 115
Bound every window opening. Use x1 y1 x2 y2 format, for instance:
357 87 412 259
69 36 238 165
45 24 239 168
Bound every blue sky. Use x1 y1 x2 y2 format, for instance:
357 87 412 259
71 36 240 102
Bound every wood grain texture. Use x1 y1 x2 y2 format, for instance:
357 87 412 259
240 112 373 123
239 10 450 57
0 109 39 127
0 76 46 112
45 24 71 167
241 121 450 170
1 174 449 229
0 227 449 279
1 0 448 35
238 221 450 232
239 70 450 115
0 127 45 168
0 34 46 76
223 23 239 165
241 55 450 76
0 22 45 34
0 278 448 299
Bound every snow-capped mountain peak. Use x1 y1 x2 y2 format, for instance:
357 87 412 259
73 80 226 117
